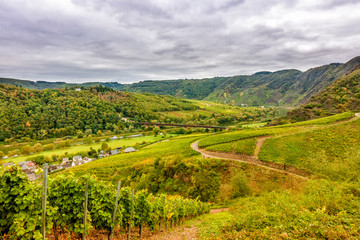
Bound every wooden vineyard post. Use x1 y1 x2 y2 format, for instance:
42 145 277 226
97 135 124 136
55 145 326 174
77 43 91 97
41 163 48 240
110 181 121 240
83 179 89 240
127 189 134 240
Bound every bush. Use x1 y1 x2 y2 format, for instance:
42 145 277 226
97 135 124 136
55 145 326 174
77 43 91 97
231 172 251 198
21 145 34 155
7 149 20 157
43 143 55 151
33 143 43 153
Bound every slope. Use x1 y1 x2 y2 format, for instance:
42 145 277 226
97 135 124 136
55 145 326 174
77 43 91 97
1 56 359 107
287 69 360 121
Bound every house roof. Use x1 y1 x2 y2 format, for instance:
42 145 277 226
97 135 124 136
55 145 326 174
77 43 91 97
73 156 82 161
124 147 136 153
2 162 14 167
18 161 30 166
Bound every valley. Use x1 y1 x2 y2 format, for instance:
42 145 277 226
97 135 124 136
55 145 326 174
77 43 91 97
1 57 360 239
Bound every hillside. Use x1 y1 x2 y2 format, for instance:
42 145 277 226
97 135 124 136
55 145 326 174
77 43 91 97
0 85 277 141
1 56 360 107
66 112 360 239
287 69 360 121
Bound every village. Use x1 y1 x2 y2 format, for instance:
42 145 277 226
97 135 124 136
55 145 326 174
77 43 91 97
2 141 138 181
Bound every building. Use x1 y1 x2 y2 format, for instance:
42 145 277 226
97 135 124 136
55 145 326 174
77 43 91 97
2 162 14 167
110 149 120 155
129 134 143 138
73 155 82 161
124 147 136 153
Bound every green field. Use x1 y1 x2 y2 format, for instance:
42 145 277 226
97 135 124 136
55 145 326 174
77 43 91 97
260 118 360 181
0 135 162 164
198 112 355 148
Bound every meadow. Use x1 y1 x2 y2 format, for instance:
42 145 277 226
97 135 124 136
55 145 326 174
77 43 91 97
0 135 163 165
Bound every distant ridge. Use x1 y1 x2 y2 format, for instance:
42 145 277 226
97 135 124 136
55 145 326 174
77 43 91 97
287 68 360 121
1 56 359 107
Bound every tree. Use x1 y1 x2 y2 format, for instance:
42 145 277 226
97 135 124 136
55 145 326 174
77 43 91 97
44 143 55 151
96 130 102 136
21 145 33 155
153 127 160 137
33 143 43 153
77 130 84 138
85 129 92 136
84 136 93 144
101 142 108 150
231 172 250 198
7 149 20 157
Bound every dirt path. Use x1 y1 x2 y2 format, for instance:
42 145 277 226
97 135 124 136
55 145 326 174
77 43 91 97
146 208 229 240
147 224 199 240
191 141 309 179
254 136 272 158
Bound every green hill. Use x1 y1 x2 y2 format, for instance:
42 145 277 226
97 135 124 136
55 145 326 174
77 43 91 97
0 85 277 141
287 69 360 121
1 56 359 107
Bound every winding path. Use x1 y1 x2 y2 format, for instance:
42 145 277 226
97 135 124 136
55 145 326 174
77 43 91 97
191 141 310 180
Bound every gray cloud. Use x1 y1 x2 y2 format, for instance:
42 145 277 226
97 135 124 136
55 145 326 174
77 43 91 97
0 0 359 83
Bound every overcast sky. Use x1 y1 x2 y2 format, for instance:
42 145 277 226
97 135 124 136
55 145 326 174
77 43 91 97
1 0 360 83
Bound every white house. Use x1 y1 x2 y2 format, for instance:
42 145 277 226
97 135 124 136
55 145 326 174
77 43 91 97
124 147 136 153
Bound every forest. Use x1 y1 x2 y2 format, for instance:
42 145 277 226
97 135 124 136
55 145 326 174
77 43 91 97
0 84 278 142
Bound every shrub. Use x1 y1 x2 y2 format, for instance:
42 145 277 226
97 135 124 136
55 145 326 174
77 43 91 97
231 172 251 198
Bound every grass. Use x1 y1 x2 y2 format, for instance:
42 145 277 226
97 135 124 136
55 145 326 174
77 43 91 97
197 211 232 239
241 122 268 128
217 180 360 239
67 135 204 182
234 138 257 155
0 135 163 164
198 112 356 148
205 138 257 156
205 142 234 153
259 118 360 181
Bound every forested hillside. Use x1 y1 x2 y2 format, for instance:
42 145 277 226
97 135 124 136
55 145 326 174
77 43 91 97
287 69 360 121
0 85 197 141
0 85 277 141
2 56 359 107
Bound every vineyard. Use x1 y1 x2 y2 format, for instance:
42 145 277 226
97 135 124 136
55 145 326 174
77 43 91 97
198 112 355 148
0 165 209 240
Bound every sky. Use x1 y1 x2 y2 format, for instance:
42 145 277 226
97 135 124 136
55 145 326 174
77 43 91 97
1 0 360 83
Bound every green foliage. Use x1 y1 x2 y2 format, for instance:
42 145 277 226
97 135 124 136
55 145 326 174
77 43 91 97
0 165 52 239
288 69 360 121
21 145 33 155
1 167 209 238
259 118 360 180
206 142 234 153
221 180 360 239
231 172 251 198
198 112 355 148
233 138 257 155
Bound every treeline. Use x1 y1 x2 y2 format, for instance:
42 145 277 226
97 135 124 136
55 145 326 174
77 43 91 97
0 166 209 239
0 85 198 141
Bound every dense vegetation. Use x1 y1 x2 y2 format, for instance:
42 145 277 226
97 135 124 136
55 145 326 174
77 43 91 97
0 165 209 239
2 56 359 107
221 180 360 239
0 85 279 142
288 69 360 121
192 113 360 239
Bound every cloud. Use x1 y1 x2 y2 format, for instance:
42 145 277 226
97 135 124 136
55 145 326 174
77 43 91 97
0 0 359 83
